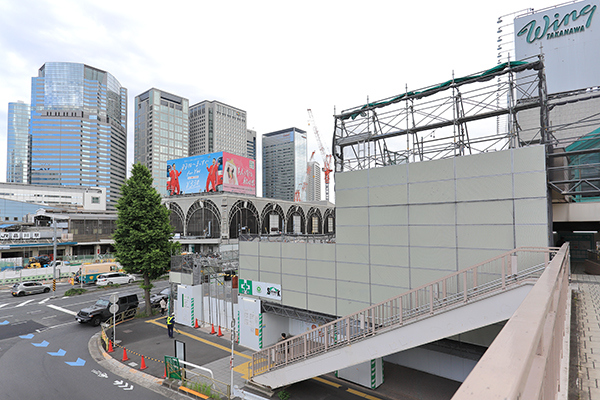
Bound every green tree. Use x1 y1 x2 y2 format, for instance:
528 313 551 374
113 163 179 314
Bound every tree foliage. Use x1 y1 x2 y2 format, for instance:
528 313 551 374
113 163 179 313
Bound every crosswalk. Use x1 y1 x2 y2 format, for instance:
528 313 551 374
0 297 72 311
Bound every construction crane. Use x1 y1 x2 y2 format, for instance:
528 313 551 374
307 109 333 202
294 151 315 202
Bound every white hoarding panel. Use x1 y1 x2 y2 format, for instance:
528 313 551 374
238 296 261 350
175 284 202 327
514 0 600 94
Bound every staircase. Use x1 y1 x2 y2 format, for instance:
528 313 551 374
249 247 557 389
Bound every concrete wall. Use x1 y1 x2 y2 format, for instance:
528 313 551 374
239 145 550 317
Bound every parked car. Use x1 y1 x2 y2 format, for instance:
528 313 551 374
95 272 136 286
150 287 171 308
76 293 139 326
11 281 51 297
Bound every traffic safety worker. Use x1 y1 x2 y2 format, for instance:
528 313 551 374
167 313 175 338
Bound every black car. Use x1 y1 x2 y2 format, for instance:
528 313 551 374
76 293 139 326
150 288 171 308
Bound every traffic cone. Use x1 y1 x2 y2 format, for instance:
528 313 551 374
122 348 129 361
194 319 199 329
217 325 224 337
107 340 114 353
140 356 147 370
210 324 216 334
163 365 167 378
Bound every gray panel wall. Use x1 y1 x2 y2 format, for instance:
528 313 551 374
239 145 549 316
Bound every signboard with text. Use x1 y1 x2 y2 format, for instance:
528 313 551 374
167 151 256 196
514 0 600 94
239 279 282 301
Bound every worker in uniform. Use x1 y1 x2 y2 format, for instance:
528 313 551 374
167 313 175 338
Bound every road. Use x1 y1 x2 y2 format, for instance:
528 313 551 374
0 280 171 400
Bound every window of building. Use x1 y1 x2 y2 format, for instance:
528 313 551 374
91 196 100 204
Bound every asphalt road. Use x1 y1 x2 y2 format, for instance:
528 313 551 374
0 280 171 400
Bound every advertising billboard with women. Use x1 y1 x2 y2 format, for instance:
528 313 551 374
167 152 256 196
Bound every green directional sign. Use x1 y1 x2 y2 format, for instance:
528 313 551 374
239 279 253 295
164 356 182 380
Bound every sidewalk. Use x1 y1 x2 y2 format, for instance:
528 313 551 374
570 263 600 400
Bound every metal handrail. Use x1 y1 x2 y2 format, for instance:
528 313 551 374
249 247 558 379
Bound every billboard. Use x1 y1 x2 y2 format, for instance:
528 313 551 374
514 0 599 94
167 152 256 196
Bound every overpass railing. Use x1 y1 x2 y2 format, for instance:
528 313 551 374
250 246 559 379
452 243 570 400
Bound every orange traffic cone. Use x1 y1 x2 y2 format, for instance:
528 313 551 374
140 356 147 370
122 348 129 361
163 365 167 378
107 340 114 353
194 319 199 329
217 325 224 337
210 324 216 334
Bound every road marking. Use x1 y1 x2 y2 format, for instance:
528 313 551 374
16 299 35 307
65 357 86 366
0 303 9 309
42 315 57 320
313 376 342 388
146 317 251 359
47 304 77 316
346 388 382 400
38 298 50 304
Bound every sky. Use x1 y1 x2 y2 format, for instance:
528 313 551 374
0 0 559 200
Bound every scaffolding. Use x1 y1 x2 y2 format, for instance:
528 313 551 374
332 57 549 172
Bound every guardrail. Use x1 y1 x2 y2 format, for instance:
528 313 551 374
452 243 570 400
0 265 81 286
250 247 558 379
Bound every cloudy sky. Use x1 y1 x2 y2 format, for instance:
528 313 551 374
0 0 557 197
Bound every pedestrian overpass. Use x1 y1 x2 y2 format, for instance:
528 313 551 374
248 245 570 399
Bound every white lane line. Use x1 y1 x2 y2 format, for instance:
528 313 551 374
38 298 50 304
47 304 77 316
16 299 36 308
0 303 9 309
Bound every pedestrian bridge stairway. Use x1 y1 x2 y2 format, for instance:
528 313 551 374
248 247 558 390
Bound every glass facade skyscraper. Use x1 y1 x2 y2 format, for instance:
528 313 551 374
6 101 31 183
29 63 127 209
262 127 307 202
134 88 189 196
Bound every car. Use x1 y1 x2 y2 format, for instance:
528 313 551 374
150 287 171 308
95 272 136 286
12 281 51 297
76 293 139 326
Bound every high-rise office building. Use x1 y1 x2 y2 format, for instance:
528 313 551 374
262 127 307 202
307 161 321 202
29 62 127 209
6 101 30 183
247 129 256 160
189 101 247 157
134 89 189 196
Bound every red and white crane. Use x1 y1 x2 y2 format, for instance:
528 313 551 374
307 109 333 202
294 151 316 202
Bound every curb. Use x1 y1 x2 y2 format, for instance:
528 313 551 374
88 331 190 400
